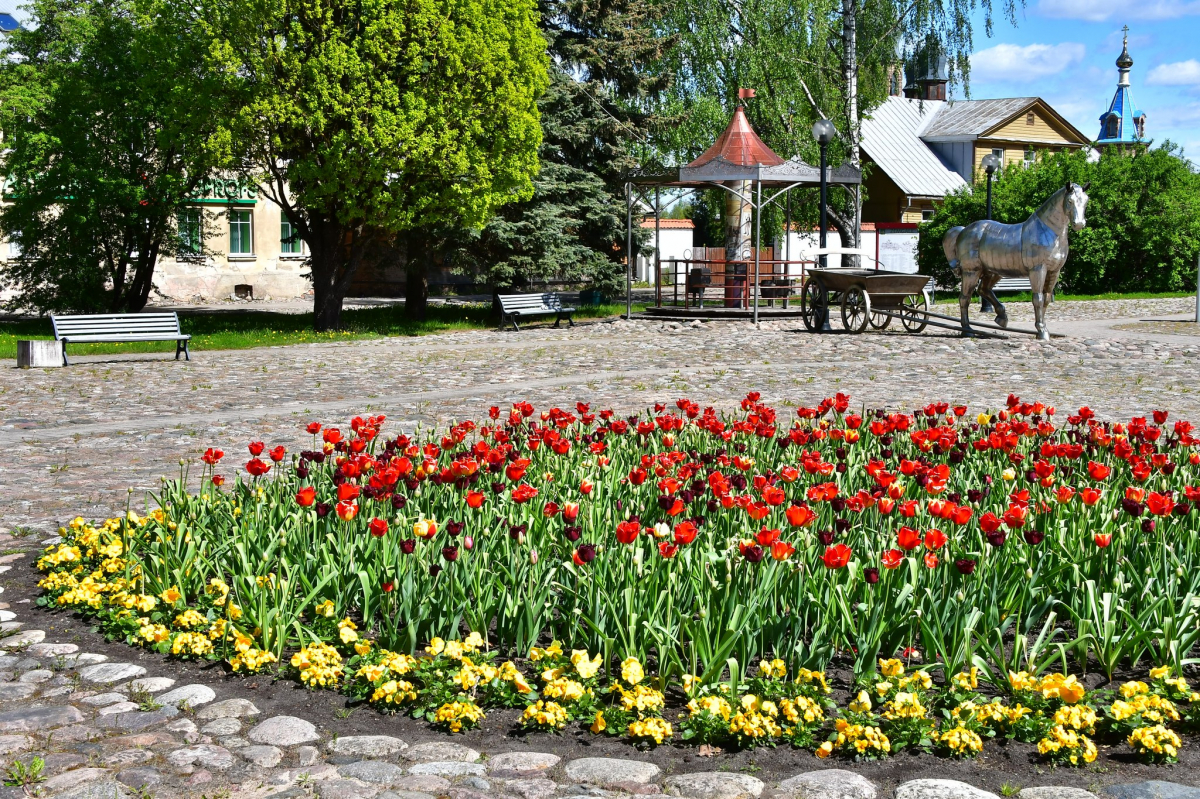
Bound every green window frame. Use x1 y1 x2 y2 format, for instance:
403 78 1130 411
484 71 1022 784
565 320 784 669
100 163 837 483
229 210 253 255
280 219 302 254
178 208 203 255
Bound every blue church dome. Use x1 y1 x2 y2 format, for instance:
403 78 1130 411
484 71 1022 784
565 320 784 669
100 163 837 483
1097 27 1146 145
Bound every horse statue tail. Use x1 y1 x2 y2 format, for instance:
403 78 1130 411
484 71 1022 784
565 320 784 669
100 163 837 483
942 226 964 275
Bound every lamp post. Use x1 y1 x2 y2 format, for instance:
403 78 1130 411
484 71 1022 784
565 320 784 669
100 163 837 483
979 152 1001 313
812 119 836 270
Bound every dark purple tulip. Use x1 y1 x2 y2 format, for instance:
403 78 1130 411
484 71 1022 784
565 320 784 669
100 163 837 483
563 526 582 542
955 559 977 575
1023 529 1044 546
818 529 835 546
400 538 416 554
315 502 332 518
429 564 442 577
576 543 596 563
864 567 880 584
985 529 1008 548
392 495 408 510
741 545 765 563
1141 518 1156 534
446 521 464 536
442 546 459 562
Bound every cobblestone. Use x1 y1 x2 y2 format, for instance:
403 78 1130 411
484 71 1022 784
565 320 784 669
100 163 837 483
1 300 1198 797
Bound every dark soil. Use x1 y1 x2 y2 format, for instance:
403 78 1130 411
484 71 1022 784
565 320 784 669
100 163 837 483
7 553 1200 794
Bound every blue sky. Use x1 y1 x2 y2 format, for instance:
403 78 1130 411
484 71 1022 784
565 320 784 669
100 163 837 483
960 0 1200 158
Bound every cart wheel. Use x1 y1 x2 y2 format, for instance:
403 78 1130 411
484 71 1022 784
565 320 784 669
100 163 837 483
900 293 930 333
800 278 828 333
840 286 871 334
869 307 892 330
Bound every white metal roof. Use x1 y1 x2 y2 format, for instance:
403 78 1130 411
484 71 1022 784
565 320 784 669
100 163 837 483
860 97 967 199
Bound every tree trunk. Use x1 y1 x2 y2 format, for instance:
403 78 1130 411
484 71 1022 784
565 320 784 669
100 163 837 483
841 0 863 262
309 219 347 332
405 233 430 321
724 180 752 284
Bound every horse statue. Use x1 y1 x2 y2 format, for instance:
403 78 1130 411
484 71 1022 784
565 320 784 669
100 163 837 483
942 182 1089 341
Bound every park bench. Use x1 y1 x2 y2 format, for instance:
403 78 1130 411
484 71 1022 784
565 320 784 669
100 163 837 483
50 312 191 366
497 293 575 331
991 277 1032 293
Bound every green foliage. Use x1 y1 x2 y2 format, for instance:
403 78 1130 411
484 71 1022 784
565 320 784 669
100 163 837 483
201 0 549 328
918 145 1200 294
0 0 232 313
439 70 629 297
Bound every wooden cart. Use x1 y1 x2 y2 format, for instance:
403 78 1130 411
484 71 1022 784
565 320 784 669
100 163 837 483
800 268 931 334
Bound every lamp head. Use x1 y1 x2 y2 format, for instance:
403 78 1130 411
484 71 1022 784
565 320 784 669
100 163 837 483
811 119 836 145
981 153 1001 175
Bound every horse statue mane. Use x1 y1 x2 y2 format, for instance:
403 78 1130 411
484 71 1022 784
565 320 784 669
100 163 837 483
943 182 1090 340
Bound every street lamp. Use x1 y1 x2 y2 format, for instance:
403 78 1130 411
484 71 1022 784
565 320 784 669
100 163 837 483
981 153 1001 219
812 119 836 270
979 152 1002 313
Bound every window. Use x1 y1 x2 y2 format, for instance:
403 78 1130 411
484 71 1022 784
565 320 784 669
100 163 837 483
178 208 202 255
991 148 1005 167
7 240 20 259
1105 116 1119 139
1024 146 1036 165
229 210 253 255
280 218 302 254
921 209 935 221
1026 111 1036 126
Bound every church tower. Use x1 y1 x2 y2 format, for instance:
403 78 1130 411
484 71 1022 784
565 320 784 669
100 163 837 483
1096 27 1146 146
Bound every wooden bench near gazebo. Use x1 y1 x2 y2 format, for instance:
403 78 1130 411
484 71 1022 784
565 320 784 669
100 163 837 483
624 95 861 323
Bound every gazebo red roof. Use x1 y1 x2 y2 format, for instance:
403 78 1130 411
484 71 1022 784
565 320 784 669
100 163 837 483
687 106 785 169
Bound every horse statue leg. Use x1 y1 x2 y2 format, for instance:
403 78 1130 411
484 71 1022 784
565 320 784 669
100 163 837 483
1028 265 1050 341
979 273 1008 329
959 266 982 337
1039 267 1062 339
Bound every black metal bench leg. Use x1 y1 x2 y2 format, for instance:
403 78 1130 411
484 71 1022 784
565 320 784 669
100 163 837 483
566 314 574 328
511 315 520 332
61 344 69 367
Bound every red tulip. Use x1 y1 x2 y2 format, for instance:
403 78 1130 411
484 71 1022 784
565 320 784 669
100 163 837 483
336 500 358 522
822 543 852 569
1146 492 1175 516
771 541 796 561
212 475 225 487
323 428 343 445
296 487 316 507
923 528 948 550
615 521 640 545
1094 533 1112 548
268 445 286 463
248 441 265 456
466 491 485 509
580 479 594 495
755 527 781 547
897 526 922 551
785 505 817 527
306 422 322 434
337 483 360 502
658 541 679 559
368 518 388 537
202 448 224 465
924 551 939 569
673 521 698 545
511 484 539 504
562 502 580 522
979 512 1002 533
1087 461 1111 481
245 458 270 477
1080 488 1102 506
881 549 903 569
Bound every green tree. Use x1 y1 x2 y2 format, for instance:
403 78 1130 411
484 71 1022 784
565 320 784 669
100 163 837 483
201 0 548 329
917 145 1200 293
0 0 232 313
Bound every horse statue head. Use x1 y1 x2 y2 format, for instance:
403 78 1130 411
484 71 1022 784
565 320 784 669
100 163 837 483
1065 181 1090 232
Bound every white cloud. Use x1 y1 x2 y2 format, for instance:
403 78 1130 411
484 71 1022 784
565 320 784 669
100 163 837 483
970 43 1087 82
1147 60 1200 86
1036 0 1200 21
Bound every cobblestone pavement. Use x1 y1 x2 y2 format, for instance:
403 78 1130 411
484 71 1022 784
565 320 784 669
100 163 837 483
1 298 1199 798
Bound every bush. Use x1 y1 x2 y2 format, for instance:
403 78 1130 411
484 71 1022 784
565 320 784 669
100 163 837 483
917 145 1200 294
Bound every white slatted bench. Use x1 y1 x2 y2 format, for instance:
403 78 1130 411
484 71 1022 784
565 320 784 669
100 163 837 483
50 312 191 365
497 293 575 331
990 277 1032 293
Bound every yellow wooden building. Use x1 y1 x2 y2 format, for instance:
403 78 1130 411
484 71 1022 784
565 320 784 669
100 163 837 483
860 90 1090 224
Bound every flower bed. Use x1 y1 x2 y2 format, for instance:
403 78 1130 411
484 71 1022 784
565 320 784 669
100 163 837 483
35 393 1200 762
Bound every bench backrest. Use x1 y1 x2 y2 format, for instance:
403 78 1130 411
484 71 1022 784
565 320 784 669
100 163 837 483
992 277 1032 292
498 293 564 312
51 312 183 340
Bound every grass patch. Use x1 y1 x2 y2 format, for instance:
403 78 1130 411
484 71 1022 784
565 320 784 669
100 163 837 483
0 301 642 360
